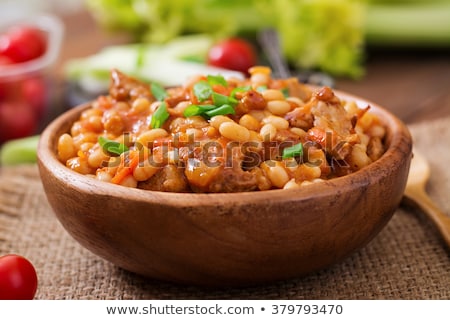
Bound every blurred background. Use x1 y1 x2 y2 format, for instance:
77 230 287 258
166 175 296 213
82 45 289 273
0 0 83 17
0 0 449 163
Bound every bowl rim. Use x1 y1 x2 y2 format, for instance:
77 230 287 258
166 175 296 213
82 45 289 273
38 87 412 207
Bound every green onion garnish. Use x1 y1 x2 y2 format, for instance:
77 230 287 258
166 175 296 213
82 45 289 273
282 143 303 159
186 76 240 118
207 74 228 87
230 86 251 98
183 104 216 117
204 104 235 117
98 136 129 156
212 92 238 107
151 102 170 129
281 87 289 98
193 81 213 102
151 82 167 101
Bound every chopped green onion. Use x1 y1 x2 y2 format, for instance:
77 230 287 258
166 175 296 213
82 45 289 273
183 104 216 117
151 82 167 101
151 102 170 128
187 76 241 118
282 143 303 159
98 136 129 156
281 87 289 98
212 92 238 107
204 104 235 117
207 74 228 87
230 86 251 98
193 81 213 101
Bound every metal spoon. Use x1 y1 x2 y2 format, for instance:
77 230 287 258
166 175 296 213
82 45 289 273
403 149 450 248
257 28 335 87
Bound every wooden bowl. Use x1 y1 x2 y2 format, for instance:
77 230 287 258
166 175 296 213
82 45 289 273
37 89 412 286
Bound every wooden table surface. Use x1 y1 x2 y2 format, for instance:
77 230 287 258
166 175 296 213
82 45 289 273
54 9 450 125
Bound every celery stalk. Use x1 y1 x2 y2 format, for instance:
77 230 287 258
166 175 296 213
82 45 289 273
365 2 450 46
0 135 39 166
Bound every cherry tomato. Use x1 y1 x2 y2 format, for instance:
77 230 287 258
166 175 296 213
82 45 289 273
0 102 38 143
0 254 38 300
0 25 47 63
0 54 13 65
0 77 21 102
22 76 47 117
0 82 10 101
207 38 257 74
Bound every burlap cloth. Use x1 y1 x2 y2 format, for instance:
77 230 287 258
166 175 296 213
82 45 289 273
1 117 449 300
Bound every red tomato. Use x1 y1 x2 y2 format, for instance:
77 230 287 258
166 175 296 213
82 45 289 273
0 254 38 300
0 78 21 101
0 82 9 101
207 38 257 74
0 102 38 143
0 54 13 65
22 77 47 117
0 26 47 63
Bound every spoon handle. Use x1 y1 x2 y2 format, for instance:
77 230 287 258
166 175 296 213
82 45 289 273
257 29 335 87
258 28 291 79
405 190 450 248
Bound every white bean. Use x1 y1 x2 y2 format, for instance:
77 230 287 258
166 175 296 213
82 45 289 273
219 122 250 142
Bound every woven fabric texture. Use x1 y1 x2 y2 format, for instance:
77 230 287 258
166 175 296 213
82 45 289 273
1 117 449 300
